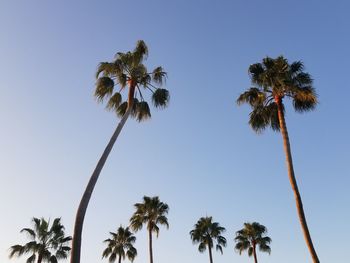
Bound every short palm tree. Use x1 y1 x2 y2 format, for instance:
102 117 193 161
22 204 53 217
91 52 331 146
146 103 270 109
70 40 169 263
129 196 169 263
234 222 271 263
237 56 319 262
190 216 227 263
9 217 72 263
102 226 137 263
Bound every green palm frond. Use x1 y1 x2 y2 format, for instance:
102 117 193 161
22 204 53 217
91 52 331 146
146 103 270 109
20 228 36 239
96 62 116 79
135 101 151 122
152 67 167 85
9 245 26 258
116 102 128 118
106 92 122 111
248 247 254 257
95 77 115 102
216 244 223 254
26 254 36 263
237 87 266 107
152 88 169 108
198 242 207 253
292 86 317 112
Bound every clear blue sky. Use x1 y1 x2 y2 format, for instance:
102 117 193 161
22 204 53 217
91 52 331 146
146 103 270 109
1 1 349 262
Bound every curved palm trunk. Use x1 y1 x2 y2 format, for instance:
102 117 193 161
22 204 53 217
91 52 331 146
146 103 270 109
70 87 135 263
208 245 213 263
252 244 258 263
148 229 153 263
275 97 319 263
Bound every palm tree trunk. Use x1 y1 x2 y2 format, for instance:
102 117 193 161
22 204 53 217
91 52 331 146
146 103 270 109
253 244 258 263
37 254 43 263
118 255 122 263
275 97 319 263
70 87 135 263
148 229 153 263
208 245 213 263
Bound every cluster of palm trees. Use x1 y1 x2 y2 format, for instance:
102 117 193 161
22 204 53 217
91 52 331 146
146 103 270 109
9 40 320 263
9 209 271 263
190 217 271 263
102 195 169 263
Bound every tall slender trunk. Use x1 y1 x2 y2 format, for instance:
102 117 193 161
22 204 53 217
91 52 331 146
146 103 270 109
208 245 213 263
70 86 135 263
275 97 319 263
118 254 122 263
37 254 43 263
252 244 258 263
148 229 153 263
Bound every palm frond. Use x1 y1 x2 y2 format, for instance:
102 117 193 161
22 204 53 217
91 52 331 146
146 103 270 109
237 87 266 107
26 254 36 263
20 228 36 239
292 86 317 112
152 88 169 108
135 101 151 122
95 77 115 102
152 67 167 85
106 92 122 111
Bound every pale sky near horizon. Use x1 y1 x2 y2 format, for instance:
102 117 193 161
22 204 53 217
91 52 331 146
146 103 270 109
1 1 349 263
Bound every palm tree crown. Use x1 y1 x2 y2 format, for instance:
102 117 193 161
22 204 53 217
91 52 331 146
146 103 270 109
237 56 317 132
102 226 137 263
129 196 169 263
9 217 72 263
190 216 226 263
130 196 169 236
95 40 170 121
234 222 271 263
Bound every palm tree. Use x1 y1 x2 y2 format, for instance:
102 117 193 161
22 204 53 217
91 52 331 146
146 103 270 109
234 222 271 263
102 226 137 263
70 40 169 263
129 196 169 263
190 216 227 263
237 56 319 262
9 217 72 263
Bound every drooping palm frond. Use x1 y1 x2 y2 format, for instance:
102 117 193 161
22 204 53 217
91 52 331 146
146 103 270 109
95 77 115 102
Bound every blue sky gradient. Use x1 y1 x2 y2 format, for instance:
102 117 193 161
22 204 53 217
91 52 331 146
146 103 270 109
1 1 349 262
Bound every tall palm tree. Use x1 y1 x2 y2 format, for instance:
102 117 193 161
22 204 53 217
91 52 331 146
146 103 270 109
237 56 319 262
9 217 72 263
70 40 169 263
129 196 169 263
189 216 227 263
102 226 137 263
234 222 271 263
